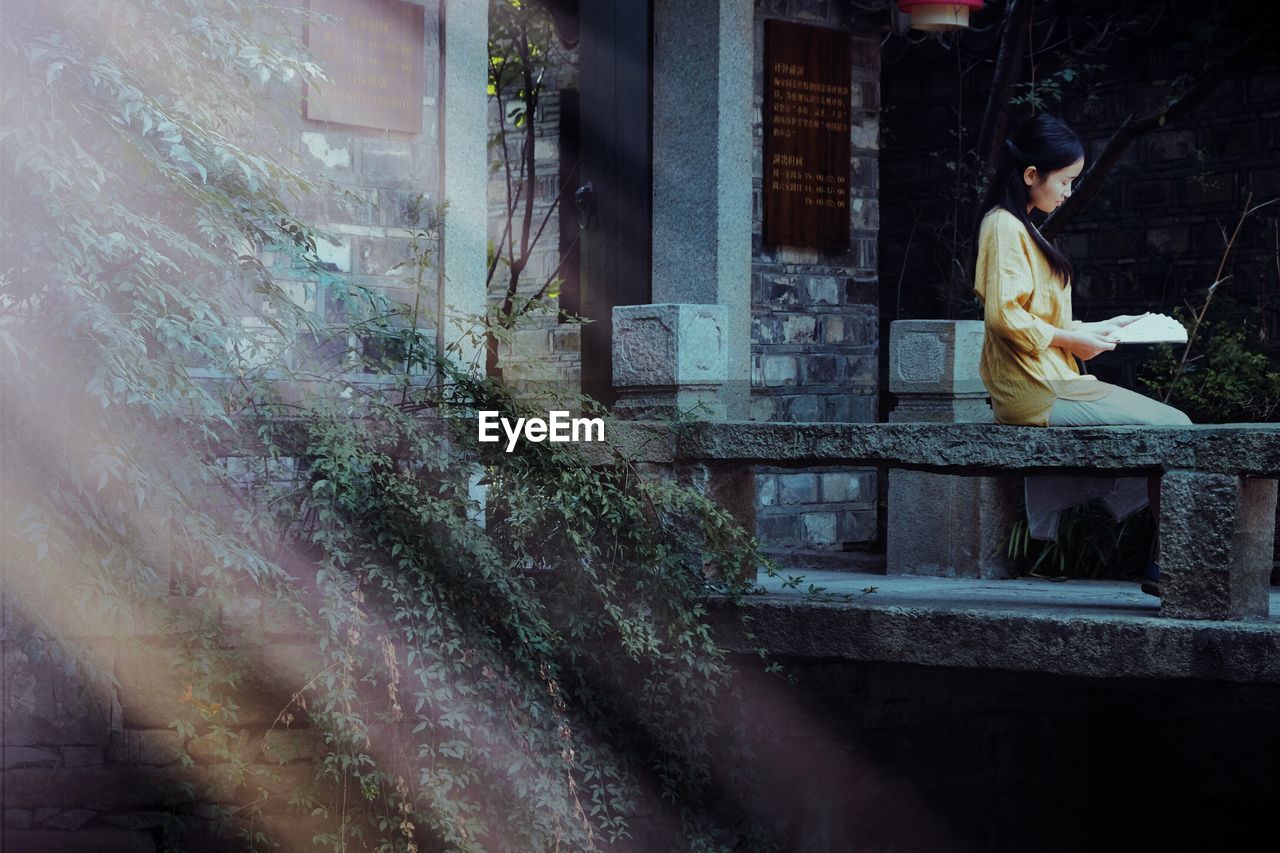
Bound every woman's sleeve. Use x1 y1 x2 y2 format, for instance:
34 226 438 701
981 224 1057 355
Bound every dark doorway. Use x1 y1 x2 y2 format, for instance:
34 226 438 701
574 0 652 406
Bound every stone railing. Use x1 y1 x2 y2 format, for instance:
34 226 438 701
607 307 1279 622
606 418 1279 620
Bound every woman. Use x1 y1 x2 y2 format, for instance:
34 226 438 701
973 113 1191 597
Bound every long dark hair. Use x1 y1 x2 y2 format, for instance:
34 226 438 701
976 113 1084 286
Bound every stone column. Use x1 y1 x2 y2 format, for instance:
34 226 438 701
611 303 755 577
440 0 489 368
651 0 753 418
1159 472 1277 620
887 320 1017 578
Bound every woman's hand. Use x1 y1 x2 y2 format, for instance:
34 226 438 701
1053 328 1117 360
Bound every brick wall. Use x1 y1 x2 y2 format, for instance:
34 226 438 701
752 0 883 566
267 0 445 380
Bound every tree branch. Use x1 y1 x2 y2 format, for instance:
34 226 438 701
1042 19 1276 240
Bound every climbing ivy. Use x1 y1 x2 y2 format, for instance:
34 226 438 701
1 1 779 850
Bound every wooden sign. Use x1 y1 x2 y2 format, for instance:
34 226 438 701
305 0 425 133
763 20 851 251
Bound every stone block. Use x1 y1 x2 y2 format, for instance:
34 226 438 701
802 354 840 385
781 314 817 343
2 643 117 747
807 277 841 305
109 729 183 765
837 509 877 543
1159 473 1277 620
2 746 59 769
802 512 839 546
758 514 800 542
821 472 863 503
2 829 157 853
61 745 104 767
779 473 819 505
757 474 779 507
356 237 414 277
785 394 822 422
1139 129 1195 162
4 809 33 829
2 766 188 810
752 315 780 345
261 728 320 765
612 303 728 388
889 319 986 397
186 727 254 765
763 356 798 387
100 812 171 831
1182 173 1236 206
887 472 1019 579
299 132 352 171
44 808 97 830
314 235 351 273
360 138 416 183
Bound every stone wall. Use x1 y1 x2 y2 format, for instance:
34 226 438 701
2 603 324 852
751 0 883 565
270 0 446 376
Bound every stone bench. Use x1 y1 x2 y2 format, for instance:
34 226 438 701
608 419 1280 621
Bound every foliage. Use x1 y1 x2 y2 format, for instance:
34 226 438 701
1006 501 1153 581
484 0 579 379
1 1 780 850
1140 309 1280 424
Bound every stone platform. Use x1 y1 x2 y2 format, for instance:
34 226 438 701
709 570 1280 684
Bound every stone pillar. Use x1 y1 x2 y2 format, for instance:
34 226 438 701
440 0 489 368
652 0 753 418
611 303 755 576
1159 472 1277 620
887 320 1017 578
612 303 729 419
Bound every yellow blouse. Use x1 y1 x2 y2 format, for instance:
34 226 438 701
974 207 1112 425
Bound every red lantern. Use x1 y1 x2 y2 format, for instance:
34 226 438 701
898 0 984 31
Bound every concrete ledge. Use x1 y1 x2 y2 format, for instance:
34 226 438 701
709 571 1280 684
672 422 1280 475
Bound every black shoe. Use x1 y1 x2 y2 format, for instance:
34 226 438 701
1140 561 1161 598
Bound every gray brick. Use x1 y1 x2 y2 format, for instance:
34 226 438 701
838 509 877 543
803 354 840 385
802 512 839 545
758 514 799 542
753 315 781 345
750 396 778 422
763 356 798 386
757 474 778 507
357 237 415 277
299 131 353 171
361 138 416 183
786 394 822 422
808 277 841 306
821 472 863 503
781 314 817 343
779 473 818 504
